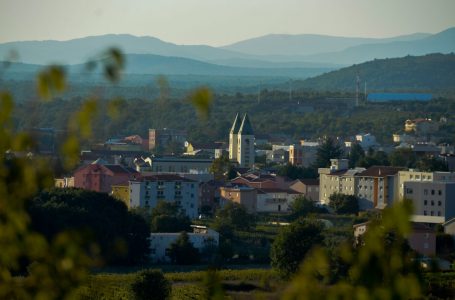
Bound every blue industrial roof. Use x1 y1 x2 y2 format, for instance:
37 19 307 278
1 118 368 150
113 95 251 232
367 93 432 102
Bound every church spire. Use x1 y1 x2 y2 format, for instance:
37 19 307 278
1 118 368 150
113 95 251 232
238 113 254 135
230 113 241 134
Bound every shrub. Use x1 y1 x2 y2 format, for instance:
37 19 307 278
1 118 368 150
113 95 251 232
131 269 171 300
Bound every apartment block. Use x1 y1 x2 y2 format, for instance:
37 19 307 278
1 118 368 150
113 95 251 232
129 174 198 219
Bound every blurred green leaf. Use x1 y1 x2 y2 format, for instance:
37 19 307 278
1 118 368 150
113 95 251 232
188 86 213 119
107 97 126 120
37 65 66 100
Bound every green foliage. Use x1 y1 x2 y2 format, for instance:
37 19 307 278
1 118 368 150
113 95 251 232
389 148 417 168
416 156 449 172
214 202 254 232
131 269 171 300
283 201 422 300
209 154 232 181
328 192 359 214
289 196 326 220
168 232 200 265
348 142 365 168
29 188 150 265
150 201 192 233
277 163 317 180
357 148 389 168
314 137 344 168
270 218 324 278
37 65 66 100
201 270 224 300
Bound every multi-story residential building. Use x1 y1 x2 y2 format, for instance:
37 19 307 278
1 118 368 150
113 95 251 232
404 181 455 224
73 161 138 193
355 166 404 210
148 128 187 152
319 159 365 205
149 225 219 263
199 180 223 214
220 185 257 213
229 113 255 168
129 174 198 219
289 179 319 201
397 170 455 200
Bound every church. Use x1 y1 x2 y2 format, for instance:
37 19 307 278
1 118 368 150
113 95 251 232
229 113 255 168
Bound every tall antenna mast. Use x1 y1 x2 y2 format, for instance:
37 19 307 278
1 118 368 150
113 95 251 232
289 80 293 101
356 74 360 107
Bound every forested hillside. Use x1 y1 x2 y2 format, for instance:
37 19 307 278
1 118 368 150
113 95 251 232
12 91 455 146
295 53 455 92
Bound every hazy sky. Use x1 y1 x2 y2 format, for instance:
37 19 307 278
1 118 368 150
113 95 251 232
1 0 454 46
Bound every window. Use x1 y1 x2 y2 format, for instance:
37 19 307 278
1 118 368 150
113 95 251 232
406 188 413 194
438 211 441 216
438 190 442 196
438 201 442 206
431 189 435 195
430 211 434 216
431 200 434 206
423 210 427 216
424 200 428 205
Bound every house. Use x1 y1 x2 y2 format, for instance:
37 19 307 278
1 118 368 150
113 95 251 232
442 217 455 235
289 179 319 201
256 188 300 213
55 176 75 188
353 221 436 256
184 141 225 158
230 172 291 190
149 225 219 263
289 143 318 168
129 174 198 218
73 160 139 193
220 185 257 213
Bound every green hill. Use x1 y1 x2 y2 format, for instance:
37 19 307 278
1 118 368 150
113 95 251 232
295 53 455 92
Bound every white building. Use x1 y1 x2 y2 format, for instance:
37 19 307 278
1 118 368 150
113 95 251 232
256 188 300 213
149 225 219 263
129 174 198 219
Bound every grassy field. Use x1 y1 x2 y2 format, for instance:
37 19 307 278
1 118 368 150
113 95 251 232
78 268 282 300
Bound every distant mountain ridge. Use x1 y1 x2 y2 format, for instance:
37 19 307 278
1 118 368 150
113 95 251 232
0 28 453 69
294 53 455 92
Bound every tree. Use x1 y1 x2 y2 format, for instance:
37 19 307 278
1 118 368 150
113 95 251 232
209 155 232 181
289 196 326 220
277 163 318 180
328 193 359 214
270 218 324 278
29 188 150 265
150 201 191 233
131 269 171 300
214 202 254 232
389 148 417 168
314 137 344 168
416 156 448 172
348 143 365 168
168 231 200 265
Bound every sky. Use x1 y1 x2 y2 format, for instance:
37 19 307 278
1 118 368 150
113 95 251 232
1 0 455 46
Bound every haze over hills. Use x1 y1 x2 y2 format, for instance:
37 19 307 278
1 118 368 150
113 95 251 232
221 32 431 56
0 27 453 70
294 53 455 92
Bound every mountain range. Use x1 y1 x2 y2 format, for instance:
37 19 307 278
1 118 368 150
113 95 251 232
0 27 454 70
